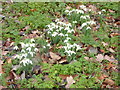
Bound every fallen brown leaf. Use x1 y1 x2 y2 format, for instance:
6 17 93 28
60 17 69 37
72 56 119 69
58 59 67 64
84 57 89 60
59 74 78 80
102 42 108 46
108 48 115 53
49 52 61 60
65 76 75 88
6 58 12 64
2 51 9 56
96 54 104 62
88 5 97 13
98 75 105 80
104 55 114 61
115 21 120 25
0 60 4 74
0 85 6 89
66 6 71 9
103 78 115 86
108 9 115 13
99 49 105 53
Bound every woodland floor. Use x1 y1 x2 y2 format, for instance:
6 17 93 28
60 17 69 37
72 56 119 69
0 2 120 89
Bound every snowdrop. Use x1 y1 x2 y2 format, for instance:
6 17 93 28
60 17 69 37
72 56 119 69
73 43 82 51
26 47 32 52
30 39 35 42
34 48 38 52
65 34 68 37
20 58 32 66
65 50 76 56
102 9 106 12
30 43 35 47
98 11 102 14
29 52 34 57
81 21 96 29
65 9 84 15
79 5 87 11
81 22 88 29
80 15 90 20
21 49 25 53
73 21 77 24
25 43 29 47
59 33 64 36
52 32 58 37
43 46 46 48
20 42 25 48
86 27 91 30
88 21 96 25
46 43 50 47
21 53 27 58
14 46 19 50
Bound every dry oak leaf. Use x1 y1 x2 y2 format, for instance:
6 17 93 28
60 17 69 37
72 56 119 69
102 42 108 46
65 76 75 88
108 48 115 53
2 51 9 56
58 59 67 64
96 54 104 62
0 60 4 74
49 52 61 60
103 78 115 86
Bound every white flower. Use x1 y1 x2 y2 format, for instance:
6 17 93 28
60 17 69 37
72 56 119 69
59 33 64 36
88 21 96 25
65 50 76 56
14 46 19 50
65 10 69 13
86 27 91 30
52 32 58 37
47 31 51 34
30 43 35 47
0 73 2 77
81 22 88 29
21 53 27 58
98 11 101 14
46 40 49 42
21 49 25 53
46 43 50 47
26 47 31 52
30 39 35 42
43 46 46 48
65 27 70 31
59 27 64 30
25 43 30 47
14 54 20 59
34 48 38 52
15 54 23 60
64 39 68 43
67 23 72 27
74 44 82 51
55 25 59 29
77 10 84 14
79 5 87 11
55 19 59 22
102 9 106 12
20 42 25 48
80 15 90 20
65 34 68 37
73 21 77 24
20 58 32 66
29 52 34 57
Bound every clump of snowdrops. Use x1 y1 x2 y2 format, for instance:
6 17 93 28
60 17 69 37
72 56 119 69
13 39 38 66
